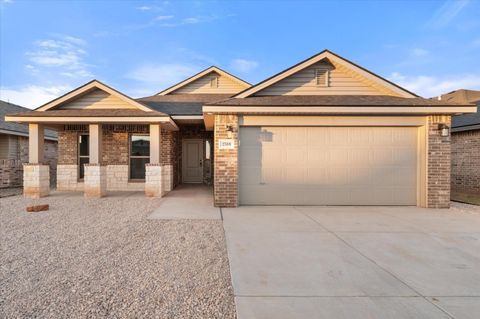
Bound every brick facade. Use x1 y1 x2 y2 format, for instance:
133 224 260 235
427 115 452 208
451 129 480 195
213 115 238 207
0 136 57 188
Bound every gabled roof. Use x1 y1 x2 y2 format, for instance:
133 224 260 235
137 93 232 115
156 66 251 96
234 49 418 98
0 100 57 139
36 80 154 112
441 89 480 130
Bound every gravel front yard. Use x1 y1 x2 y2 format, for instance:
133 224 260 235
0 192 235 319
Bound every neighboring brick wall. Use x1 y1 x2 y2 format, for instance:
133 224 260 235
427 115 451 208
0 159 23 187
213 115 238 207
0 136 57 188
451 129 480 195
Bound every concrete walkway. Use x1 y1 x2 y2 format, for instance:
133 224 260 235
223 205 480 319
148 184 221 220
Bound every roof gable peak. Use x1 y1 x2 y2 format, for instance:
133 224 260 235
234 50 418 98
156 66 251 96
36 80 153 112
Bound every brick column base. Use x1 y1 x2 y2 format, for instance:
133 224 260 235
84 164 106 198
145 164 163 197
23 164 50 198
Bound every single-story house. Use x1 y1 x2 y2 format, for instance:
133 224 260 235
439 89 480 196
6 50 476 207
0 100 57 188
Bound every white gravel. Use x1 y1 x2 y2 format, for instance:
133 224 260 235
450 201 480 214
0 192 236 319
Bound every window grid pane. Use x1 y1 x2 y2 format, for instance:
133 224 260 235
129 134 150 180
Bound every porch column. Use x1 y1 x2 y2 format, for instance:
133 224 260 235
145 124 163 197
84 124 106 198
23 123 49 198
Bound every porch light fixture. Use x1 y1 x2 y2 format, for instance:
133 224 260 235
439 123 450 137
226 124 237 138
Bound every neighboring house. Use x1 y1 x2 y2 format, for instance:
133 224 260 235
0 100 58 188
439 89 480 196
5 50 476 207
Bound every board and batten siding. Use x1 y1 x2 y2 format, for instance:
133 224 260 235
58 89 137 110
172 72 246 94
254 61 399 96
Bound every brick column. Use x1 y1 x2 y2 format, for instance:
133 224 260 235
145 164 163 197
214 115 238 207
161 129 176 192
427 115 451 208
84 164 106 198
23 164 49 198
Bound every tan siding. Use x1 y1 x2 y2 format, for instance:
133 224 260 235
172 72 245 94
255 61 399 96
58 89 137 109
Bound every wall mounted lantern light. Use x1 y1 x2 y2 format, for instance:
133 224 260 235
438 123 450 137
226 125 237 138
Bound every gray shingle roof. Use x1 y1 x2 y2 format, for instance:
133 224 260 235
439 90 480 130
207 95 471 106
137 94 232 115
0 100 57 139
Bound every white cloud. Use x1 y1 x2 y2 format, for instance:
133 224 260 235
183 17 200 24
160 15 218 27
426 0 470 29
230 59 259 73
389 72 480 97
137 5 151 11
0 85 72 109
411 48 429 57
25 35 93 78
126 63 199 95
154 15 174 21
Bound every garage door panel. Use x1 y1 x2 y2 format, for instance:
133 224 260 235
239 126 418 205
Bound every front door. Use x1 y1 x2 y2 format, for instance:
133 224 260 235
182 139 204 183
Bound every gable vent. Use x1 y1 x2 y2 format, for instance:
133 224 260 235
210 76 219 88
315 69 329 87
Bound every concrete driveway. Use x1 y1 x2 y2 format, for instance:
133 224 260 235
222 205 480 319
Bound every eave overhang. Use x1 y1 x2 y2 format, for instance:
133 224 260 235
5 115 179 131
202 105 477 130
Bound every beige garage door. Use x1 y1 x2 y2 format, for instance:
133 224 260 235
239 126 418 205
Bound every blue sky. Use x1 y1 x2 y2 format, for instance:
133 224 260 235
1 0 479 108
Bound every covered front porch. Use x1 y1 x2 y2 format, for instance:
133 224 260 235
20 121 213 199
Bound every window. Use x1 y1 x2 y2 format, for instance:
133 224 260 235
129 134 150 180
78 134 89 179
315 69 329 87
210 76 219 88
